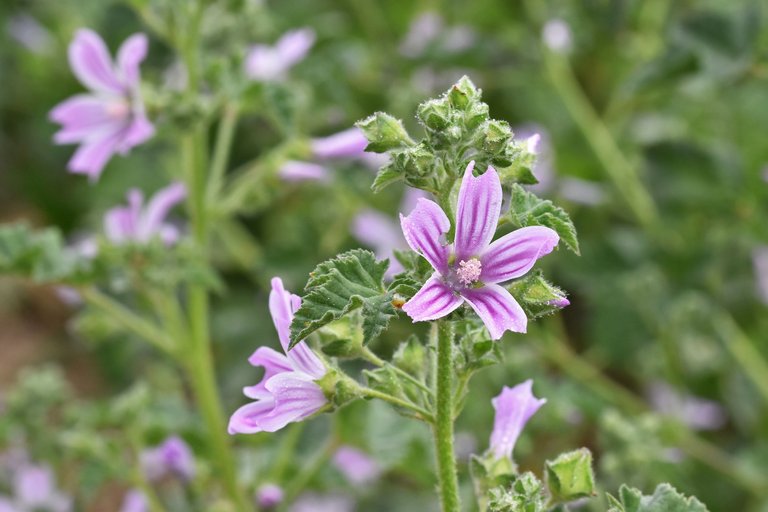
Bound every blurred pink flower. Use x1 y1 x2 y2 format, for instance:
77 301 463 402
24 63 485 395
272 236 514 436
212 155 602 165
0 464 71 512
104 182 186 245
278 161 330 183
50 29 154 181
245 28 315 81
332 446 381 485
140 435 196 482
119 490 147 512
257 484 284 509
648 382 726 431
290 493 354 512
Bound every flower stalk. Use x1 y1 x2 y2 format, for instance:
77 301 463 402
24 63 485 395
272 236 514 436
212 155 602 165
433 320 461 512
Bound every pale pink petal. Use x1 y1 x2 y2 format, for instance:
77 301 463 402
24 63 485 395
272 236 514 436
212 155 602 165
228 398 277 435
49 95 118 143
480 226 559 284
244 45 281 80
244 346 293 399
278 161 330 182
116 33 148 86
461 284 527 339
117 114 155 153
68 29 123 94
269 278 325 378
137 182 186 240
67 126 124 180
402 273 462 321
454 161 502 261
275 28 315 67
311 127 367 160
400 198 450 273
103 206 136 243
489 380 546 460
258 372 327 432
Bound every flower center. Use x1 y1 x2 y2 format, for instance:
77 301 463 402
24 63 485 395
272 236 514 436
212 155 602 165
456 258 482 286
106 99 131 119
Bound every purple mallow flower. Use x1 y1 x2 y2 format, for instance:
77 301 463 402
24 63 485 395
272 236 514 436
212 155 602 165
290 494 354 512
140 435 196 482
332 446 381 485
400 162 559 339
648 382 726 431
0 464 71 512
229 278 328 434
311 128 368 160
489 380 546 460
257 484 284 509
50 29 154 181
104 182 186 245
245 28 315 81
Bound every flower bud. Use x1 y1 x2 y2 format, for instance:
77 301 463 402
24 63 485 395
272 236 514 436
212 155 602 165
482 120 513 154
447 75 481 110
417 98 452 131
356 112 412 153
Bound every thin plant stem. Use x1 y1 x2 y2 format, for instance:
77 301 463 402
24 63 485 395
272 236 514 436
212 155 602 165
713 312 768 404
80 288 175 355
279 435 339 509
541 49 658 229
361 346 434 396
432 320 461 512
207 102 240 203
177 5 248 508
361 387 434 422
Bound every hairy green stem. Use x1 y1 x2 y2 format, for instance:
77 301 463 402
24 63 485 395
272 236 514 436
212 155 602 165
207 102 240 203
433 320 461 512
361 347 434 396
713 312 768 404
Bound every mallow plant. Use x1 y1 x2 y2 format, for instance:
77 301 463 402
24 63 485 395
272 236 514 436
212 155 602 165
0 2 712 510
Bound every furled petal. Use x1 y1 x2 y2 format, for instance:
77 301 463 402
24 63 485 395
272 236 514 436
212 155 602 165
68 29 123 94
258 372 327 432
453 161 502 261
311 127 367 160
275 28 315 67
116 33 148 86
244 346 292 399
461 284 527 339
67 125 124 180
400 198 450 273
228 398 277 435
402 273 462 321
269 278 325 378
489 380 546 460
138 182 186 241
480 226 559 284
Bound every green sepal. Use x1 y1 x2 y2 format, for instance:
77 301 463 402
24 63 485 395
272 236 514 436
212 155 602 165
504 185 580 254
544 448 596 503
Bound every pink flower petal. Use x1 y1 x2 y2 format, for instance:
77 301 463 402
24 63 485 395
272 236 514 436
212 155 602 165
138 182 186 241
67 125 124 180
244 346 293 399
275 28 315 68
400 198 451 273
50 95 118 143
461 284 527 339
402 273 462 321
117 114 155 154
454 161 502 261
480 226 559 284
258 372 327 432
227 398 277 435
269 278 325 378
311 127 368 160
68 29 124 94
116 33 148 86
